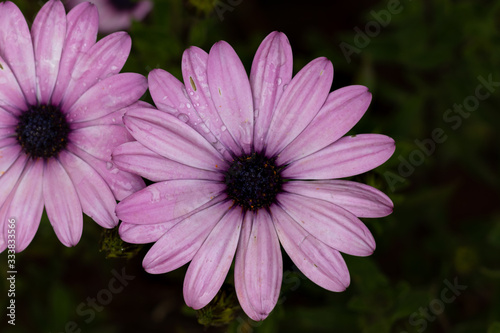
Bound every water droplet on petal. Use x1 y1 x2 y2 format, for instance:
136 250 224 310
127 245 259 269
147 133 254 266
254 109 260 118
106 162 113 170
200 123 210 134
178 113 189 123
221 125 227 132
283 84 288 90
150 187 161 203
277 77 282 85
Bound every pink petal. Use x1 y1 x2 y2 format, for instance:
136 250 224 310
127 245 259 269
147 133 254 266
71 101 152 129
68 143 145 201
181 48 240 159
271 205 350 291
66 73 147 122
116 179 225 224
264 57 333 158
43 158 83 247
0 153 27 206
207 41 254 154
124 107 227 171
61 31 131 110
278 85 372 164
250 31 293 152
1 159 44 252
59 150 118 228
31 0 66 104
184 207 243 309
0 1 36 105
278 193 375 256
69 125 130 161
51 2 99 105
119 221 175 244
0 108 18 128
0 145 22 178
283 180 393 218
0 55 27 112
283 134 395 179
235 210 282 321
112 141 221 182
142 200 232 274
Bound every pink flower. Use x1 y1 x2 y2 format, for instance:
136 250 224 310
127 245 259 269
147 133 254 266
66 0 153 33
115 31 395 320
0 0 146 253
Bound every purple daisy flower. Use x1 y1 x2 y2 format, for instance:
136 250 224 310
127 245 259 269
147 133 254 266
66 0 153 33
115 31 395 320
0 0 146 253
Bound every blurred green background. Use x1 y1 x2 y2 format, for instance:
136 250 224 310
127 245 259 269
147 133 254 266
1 0 500 332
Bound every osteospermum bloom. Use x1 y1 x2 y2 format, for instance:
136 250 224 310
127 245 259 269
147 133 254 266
66 0 152 33
0 0 146 252
115 31 395 320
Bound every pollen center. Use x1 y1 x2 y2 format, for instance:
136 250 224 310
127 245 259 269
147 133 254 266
16 105 70 159
224 153 283 211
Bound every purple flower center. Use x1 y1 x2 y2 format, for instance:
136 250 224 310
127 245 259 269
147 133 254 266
109 0 139 11
224 153 283 211
16 105 70 159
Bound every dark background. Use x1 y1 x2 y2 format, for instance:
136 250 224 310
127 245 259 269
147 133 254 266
1 0 500 332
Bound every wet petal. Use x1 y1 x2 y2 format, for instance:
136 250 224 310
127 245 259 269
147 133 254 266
59 150 118 228
181 47 239 158
67 73 147 122
264 57 333 157
278 85 372 164
116 179 225 224
184 207 243 309
143 200 232 274
235 210 282 321
278 193 375 256
283 134 396 179
51 2 98 105
69 125 130 161
124 107 227 171
0 1 36 105
119 221 175 244
31 0 66 104
272 205 350 291
0 55 27 111
112 141 221 182
250 31 293 152
43 158 82 247
208 41 254 154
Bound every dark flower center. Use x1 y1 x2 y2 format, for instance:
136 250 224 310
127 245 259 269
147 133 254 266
224 153 283 211
16 105 70 159
109 0 139 11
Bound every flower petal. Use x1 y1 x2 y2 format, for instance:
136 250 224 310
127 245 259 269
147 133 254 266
0 153 27 206
184 207 243 309
43 158 83 247
235 210 282 321
283 180 393 218
1 159 44 252
51 2 99 105
59 150 118 228
250 31 293 152
0 144 22 177
181 48 239 159
278 193 375 256
272 205 350 291
142 200 232 274
283 134 395 179
278 85 372 164
66 73 147 122
0 1 36 106
112 141 221 182
116 179 225 224
119 221 175 244
69 125 130 161
68 143 145 201
0 55 27 112
124 107 227 171
31 0 66 104
61 31 131 110
208 41 254 154
264 57 333 158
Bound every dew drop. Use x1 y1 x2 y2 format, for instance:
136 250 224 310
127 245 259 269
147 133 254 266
221 125 227 132
277 77 282 85
106 162 113 170
283 84 288 90
178 113 189 123
150 187 161 203
200 123 210 134
254 109 260 118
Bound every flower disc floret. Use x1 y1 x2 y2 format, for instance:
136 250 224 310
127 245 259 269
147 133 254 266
224 153 282 211
16 105 70 159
